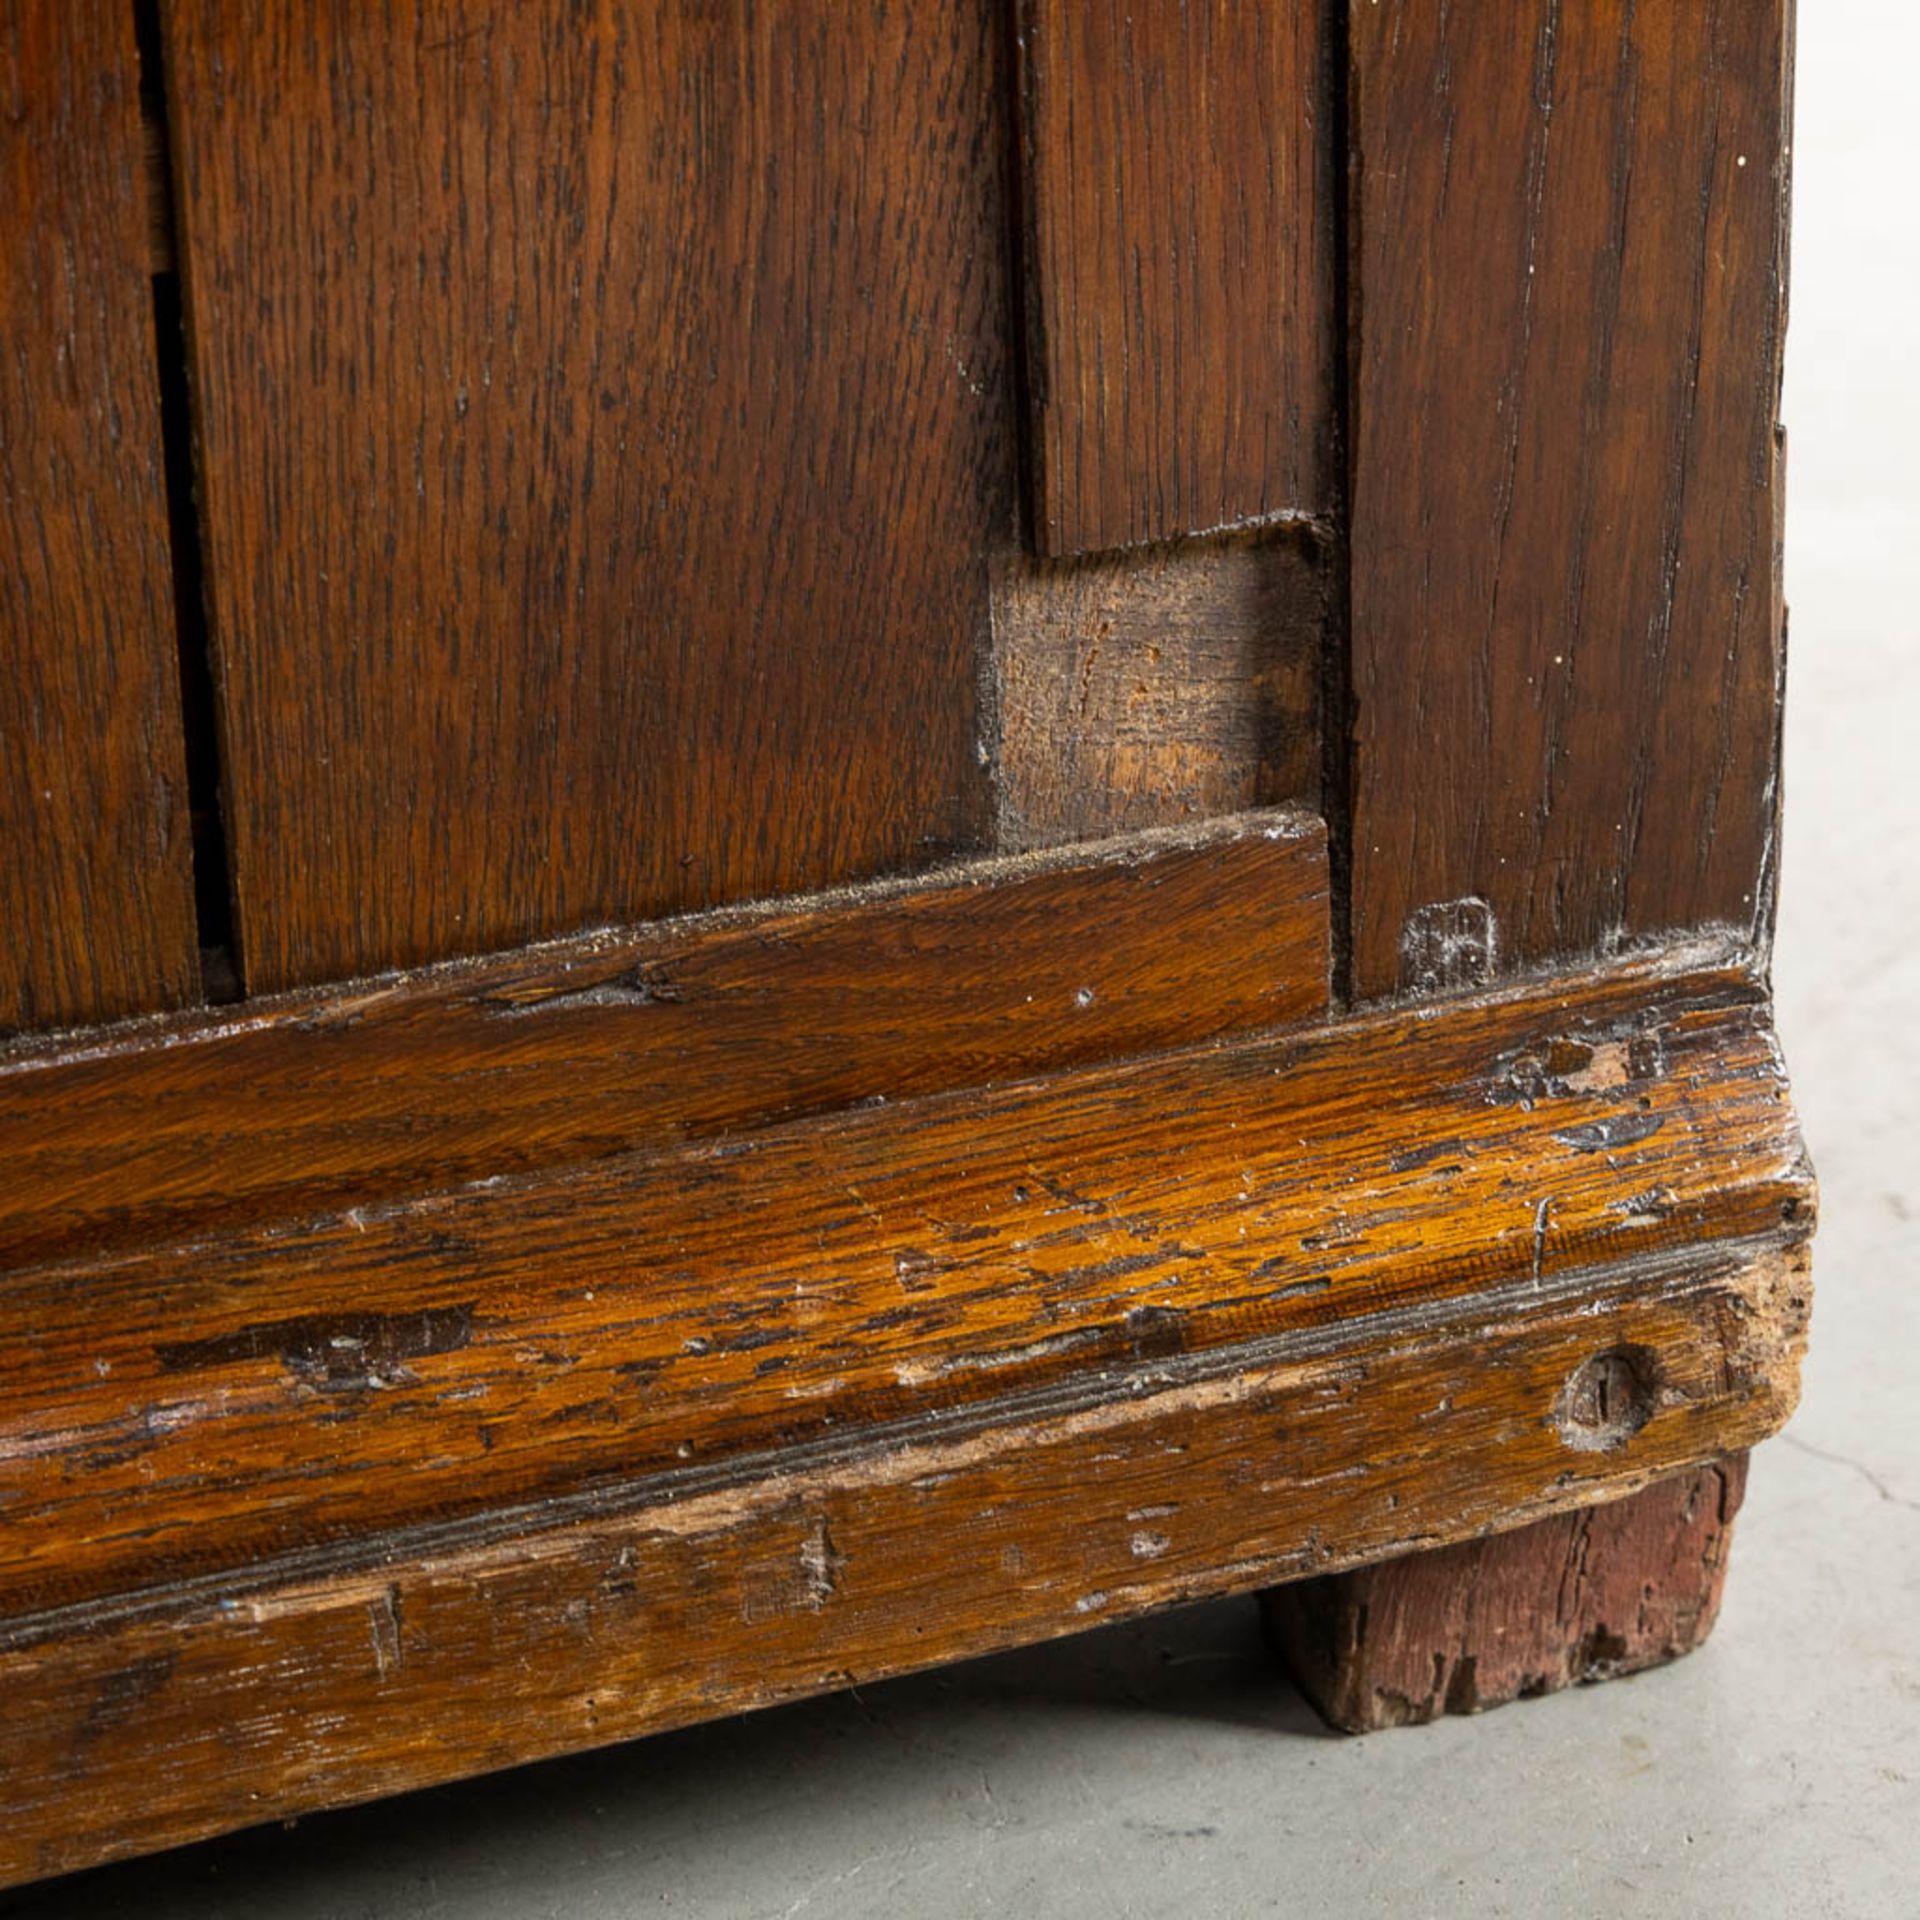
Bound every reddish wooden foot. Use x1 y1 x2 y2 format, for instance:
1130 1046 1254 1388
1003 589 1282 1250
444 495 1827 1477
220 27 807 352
1261 1455 1750 1731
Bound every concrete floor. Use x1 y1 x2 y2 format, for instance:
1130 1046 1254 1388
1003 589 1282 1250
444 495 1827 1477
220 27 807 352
8 7 1915 1915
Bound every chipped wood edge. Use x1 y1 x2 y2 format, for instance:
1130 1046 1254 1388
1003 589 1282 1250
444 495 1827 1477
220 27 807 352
0 1230 1809 1884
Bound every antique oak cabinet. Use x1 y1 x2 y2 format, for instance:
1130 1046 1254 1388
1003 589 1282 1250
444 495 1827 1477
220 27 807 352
0 0 1809 1884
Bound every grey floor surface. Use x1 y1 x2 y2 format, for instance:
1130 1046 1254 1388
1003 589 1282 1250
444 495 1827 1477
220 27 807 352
8 8 1916 1916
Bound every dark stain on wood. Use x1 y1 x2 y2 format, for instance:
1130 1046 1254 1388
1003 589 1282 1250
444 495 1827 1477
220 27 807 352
157 1306 476 1394
72 1652 177 1754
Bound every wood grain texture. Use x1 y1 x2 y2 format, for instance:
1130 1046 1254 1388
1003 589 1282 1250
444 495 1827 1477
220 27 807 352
1016 0 1337 554
163 0 1016 991
0 812 1329 1267
0 950 1810 1618
0 1243 1805 1886
1264 1453 1749 1729
1348 0 1791 995
0 2 198 1032
992 530 1326 849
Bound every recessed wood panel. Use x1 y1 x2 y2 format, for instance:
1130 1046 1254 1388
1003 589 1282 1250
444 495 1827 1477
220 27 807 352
1017 0 1337 555
1348 0 1791 995
992 530 1326 850
165 1 1015 991
0 3 198 1031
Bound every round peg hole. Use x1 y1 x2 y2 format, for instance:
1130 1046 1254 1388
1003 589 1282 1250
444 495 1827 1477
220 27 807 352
1555 1345 1658 1451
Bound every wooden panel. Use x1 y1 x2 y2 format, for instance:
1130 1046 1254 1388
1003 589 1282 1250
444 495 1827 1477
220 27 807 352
1017 0 1337 554
0 1238 1807 1885
1348 0 1791 995
0 951 1809 1616
992 531 1326 849
164 1 1015 991
0 812 1329 1267
0 2 198 1030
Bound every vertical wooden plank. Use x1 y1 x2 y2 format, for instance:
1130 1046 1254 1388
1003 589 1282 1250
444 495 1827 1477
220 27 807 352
1017 0 1337 556
1348 0 1790 996
0 3 198 1030
166 2 1013 992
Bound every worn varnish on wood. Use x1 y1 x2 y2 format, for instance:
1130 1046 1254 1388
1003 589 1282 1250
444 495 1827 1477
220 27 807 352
1265 1454 1752 1728
1347 0 1791 994
0 943 1810 1877
4 1263 1802 1881
1015 0 1337 554
0 1 198 1032
164 1 1017 991
991 531 1327 850
0 812 1327 1267
0 949 1808 1619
